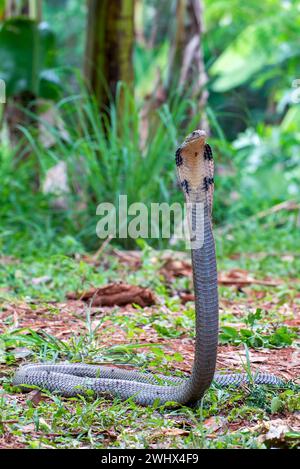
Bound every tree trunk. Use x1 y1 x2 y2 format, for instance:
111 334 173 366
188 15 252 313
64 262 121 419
168 0 209 131
84 0 134 113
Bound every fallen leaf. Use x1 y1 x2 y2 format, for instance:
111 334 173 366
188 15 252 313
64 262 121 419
249 356 269 364
258 419 299 448
112 250 142 269
20 423 35 434
67 283 156 307
0 256 17 265
151 428 189 439
161 259 192 280
161 262 282 287
218 269 281 287
203 416 226 433
12 347 33 360
27 390 43 406
179 292 195 304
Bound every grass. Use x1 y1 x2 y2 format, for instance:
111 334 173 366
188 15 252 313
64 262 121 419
1 385 298 449
1 84 203 253
0 84 299 448
0 213 299 449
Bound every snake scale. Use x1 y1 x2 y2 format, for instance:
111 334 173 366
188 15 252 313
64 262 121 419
13 130 282 406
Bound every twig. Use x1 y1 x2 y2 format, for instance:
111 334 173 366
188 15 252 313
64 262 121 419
91 234 113 261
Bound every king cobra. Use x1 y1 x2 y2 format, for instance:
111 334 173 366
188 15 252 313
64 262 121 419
13 130 282 406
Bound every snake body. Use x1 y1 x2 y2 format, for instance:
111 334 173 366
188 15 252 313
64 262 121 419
13 130 282 406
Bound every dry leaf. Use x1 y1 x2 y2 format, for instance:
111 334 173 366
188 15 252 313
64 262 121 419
218 269 281 287
27 390 43 407
161 259 192 280
67 283 156 307
179 292 195 304
20 423 35 434
258 419 297 447
112 250 142 269
152 428 189 439
203 416 225 433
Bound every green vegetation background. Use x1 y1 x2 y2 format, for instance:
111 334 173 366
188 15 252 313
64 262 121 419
0 0 299 259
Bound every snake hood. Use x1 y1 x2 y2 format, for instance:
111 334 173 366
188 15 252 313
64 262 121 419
176 129 214 214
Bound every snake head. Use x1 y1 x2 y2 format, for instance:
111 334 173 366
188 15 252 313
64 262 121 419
184 129 206 145
179 130 207 157
178 129 207 166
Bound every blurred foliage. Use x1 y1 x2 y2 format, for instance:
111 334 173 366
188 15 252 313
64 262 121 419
0 0 299 254
43 0 86 69
204 0 300 136
0 17 60 99
0 82 202 252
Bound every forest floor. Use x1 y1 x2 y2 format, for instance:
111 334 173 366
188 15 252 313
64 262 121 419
0 224 299 449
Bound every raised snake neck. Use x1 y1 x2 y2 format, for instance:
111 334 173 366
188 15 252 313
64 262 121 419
13 130 282 406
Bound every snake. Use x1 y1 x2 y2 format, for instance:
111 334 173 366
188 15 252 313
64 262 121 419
13 130 282 406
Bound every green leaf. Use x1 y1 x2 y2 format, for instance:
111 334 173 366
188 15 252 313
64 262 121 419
268 326 296 347
239 329 252 338
271 396 283 414
285 432 300 439
281 106 300 133
210 13 300 92
219 326 240 344
210 22 268 91
245 308 262 327
0 18 60 98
